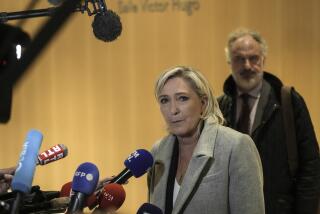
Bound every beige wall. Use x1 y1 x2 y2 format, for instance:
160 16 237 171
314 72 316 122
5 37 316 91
1 0 319 213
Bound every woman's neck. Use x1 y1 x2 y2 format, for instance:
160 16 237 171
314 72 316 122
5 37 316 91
175 121 203 185
177 119 204 158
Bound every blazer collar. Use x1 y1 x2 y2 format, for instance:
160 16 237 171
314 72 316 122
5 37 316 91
155 117 219 213
192 117 218 158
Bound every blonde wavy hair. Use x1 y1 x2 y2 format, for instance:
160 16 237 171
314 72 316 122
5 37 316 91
154 66 224 125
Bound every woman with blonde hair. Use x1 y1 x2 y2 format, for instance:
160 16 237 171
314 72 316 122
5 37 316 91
148 66 264 214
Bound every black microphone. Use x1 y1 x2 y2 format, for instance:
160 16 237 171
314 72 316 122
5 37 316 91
92 11 122 42
0 0 122 43
91 0 122 42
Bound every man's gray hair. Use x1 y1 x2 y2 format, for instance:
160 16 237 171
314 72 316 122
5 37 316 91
225 28 268 63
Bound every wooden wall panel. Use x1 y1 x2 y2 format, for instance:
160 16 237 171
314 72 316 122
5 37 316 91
1 0 319 212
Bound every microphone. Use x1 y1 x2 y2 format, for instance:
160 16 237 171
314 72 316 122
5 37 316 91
0 0 121 42
60 181 97 210
136 203 163 214
59 181 72 197
91 0 122 42
93 183 125 213
92 9 122 42
10 129 43 214
84 191 99 210
109 149 154 185
66 162 99 213
55 0 122 42
58 181 97 210
36 144 68 165
87 149 152 210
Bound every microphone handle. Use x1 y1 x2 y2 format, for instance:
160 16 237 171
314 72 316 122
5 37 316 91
110 168 133 184
66 192 86 213
10 191 23 214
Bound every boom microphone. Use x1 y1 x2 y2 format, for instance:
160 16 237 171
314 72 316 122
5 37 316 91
0 0 122 42
10 129 43 214
92 10 122 42
66 162 99 213
137 203 163 214
109 149 154 184
37 144 68 165
90 0 122 42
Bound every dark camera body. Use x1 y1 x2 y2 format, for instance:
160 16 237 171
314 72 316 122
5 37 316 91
0 23 30 123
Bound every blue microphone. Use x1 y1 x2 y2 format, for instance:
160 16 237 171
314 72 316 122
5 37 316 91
109 149 154 184
66 162 99 213
10 129 43 214
137 203 163 214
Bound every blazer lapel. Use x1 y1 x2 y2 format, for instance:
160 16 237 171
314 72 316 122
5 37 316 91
151 135 176 211
173 120 218 214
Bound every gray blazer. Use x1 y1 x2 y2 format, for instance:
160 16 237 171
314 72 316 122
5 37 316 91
148 117 265 214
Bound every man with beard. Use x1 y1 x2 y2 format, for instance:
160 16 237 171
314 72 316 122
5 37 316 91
218 28 320 214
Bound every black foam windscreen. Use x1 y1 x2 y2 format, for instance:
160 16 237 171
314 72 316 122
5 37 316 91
92 10 122 42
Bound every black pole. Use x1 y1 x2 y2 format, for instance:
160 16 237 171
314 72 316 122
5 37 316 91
110 169 133 184
10 191 23 214
0 7 83 23
0 8 57 23
66 192 86 213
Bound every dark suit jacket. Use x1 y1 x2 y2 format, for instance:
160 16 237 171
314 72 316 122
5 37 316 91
218 72 320 214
